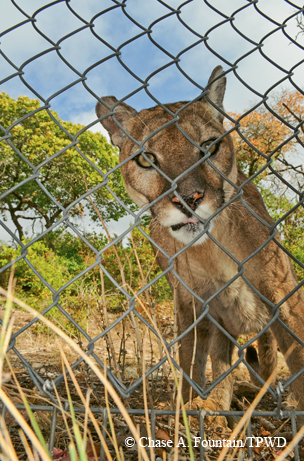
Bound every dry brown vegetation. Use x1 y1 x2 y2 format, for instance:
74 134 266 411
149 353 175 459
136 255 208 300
1 289 304 461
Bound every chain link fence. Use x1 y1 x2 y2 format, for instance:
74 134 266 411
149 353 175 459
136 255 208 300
1 0 304 459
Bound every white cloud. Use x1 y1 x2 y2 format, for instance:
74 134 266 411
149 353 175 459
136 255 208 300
69 109 110 140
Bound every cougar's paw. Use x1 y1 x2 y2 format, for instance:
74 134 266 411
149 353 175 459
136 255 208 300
183 397 228 428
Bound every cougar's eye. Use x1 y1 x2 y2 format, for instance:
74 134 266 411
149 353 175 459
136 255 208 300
135 153 156 168
201 139 220 156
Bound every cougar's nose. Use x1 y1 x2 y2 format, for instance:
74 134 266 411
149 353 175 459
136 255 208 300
172 192 204 212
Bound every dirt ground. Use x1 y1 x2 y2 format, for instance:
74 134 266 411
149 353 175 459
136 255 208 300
1 303 303 460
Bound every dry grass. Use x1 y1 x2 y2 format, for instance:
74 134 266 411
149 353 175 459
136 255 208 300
1 282 303 461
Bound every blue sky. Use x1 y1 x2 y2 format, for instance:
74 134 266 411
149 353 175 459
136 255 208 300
1 0 304 241
1 0 303 123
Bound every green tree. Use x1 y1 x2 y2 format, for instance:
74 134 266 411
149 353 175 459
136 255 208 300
0 92 134 240
261 189 304 282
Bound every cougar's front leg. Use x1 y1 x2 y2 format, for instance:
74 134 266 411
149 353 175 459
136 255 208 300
176 299 212 403
257 330 278 383
208 325 235 412
185 322 235 428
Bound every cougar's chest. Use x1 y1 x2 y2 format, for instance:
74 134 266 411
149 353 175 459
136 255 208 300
215 278 270 335
185 248 270 336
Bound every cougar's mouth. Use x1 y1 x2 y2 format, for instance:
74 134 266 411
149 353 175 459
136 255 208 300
171 217 200 231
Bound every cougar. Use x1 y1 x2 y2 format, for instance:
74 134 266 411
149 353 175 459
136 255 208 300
96 66 304 421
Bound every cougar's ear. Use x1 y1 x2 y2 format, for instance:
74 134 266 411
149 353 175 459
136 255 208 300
206 66 226 123
96 96 137 147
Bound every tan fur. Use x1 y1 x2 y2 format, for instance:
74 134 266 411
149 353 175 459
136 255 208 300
96 67 304 424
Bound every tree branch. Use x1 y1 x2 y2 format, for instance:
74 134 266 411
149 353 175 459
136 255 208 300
7 202 24 241
282 103 304 135
276 157 304 177
12 192 51 227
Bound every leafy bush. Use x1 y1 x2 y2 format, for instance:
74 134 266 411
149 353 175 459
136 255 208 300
0 229 173 334
261 190 304 282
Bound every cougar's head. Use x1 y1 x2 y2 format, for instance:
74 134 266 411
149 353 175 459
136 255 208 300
96 66 237 245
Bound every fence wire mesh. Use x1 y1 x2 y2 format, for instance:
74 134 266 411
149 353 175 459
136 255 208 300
1 0 304 459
